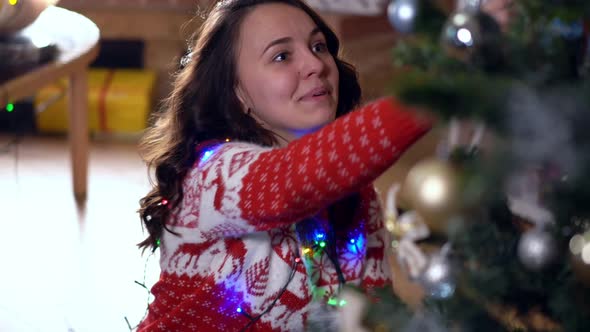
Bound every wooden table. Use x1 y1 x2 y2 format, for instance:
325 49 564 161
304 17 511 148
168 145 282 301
0 6 99 200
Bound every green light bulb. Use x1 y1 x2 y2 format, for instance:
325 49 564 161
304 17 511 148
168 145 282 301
6 103 14 112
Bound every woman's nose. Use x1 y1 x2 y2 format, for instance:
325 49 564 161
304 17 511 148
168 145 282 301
299 48 326 78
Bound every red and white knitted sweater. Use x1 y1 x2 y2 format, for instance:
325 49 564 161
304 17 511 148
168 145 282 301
138 98 431 331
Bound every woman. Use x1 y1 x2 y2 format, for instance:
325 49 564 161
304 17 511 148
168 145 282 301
137 0 431 330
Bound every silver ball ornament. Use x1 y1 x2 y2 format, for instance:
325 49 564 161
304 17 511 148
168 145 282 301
517 228 558 271
441 10 481 60
387 0 419 34
420 255 456 299
441 9 505 69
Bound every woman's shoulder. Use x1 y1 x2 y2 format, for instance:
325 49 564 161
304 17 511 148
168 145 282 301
195 140 275 168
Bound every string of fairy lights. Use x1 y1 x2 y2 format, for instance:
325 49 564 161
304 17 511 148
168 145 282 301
126 142 359 330
4 102 15 112
125 229 348 331
2 0 28 111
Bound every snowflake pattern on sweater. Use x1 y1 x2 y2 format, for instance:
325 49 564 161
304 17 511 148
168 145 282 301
137 98 431 331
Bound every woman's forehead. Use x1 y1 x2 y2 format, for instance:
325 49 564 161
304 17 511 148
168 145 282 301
237 3 319 51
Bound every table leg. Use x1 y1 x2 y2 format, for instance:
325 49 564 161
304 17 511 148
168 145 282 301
68 69 89 200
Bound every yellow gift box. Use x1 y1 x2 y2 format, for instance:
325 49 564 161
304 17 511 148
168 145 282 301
35 69 156 134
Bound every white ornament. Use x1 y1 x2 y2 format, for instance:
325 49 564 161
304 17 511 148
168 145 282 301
506 170 555 227
385 183 430 278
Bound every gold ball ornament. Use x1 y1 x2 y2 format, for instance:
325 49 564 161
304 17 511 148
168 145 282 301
569 231 590 287
401 158 462 236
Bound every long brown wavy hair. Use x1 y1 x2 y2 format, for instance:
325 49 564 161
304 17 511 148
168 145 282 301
138 0 362 252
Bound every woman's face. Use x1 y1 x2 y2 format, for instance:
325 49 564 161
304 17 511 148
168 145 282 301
235 3 340 146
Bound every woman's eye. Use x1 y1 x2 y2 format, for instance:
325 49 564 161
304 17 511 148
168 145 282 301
312 42 328 53
273 52 289 62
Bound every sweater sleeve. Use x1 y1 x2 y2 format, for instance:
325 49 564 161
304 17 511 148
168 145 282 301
176 97 432 238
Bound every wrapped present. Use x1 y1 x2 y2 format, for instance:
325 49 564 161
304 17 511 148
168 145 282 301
35 69 156 134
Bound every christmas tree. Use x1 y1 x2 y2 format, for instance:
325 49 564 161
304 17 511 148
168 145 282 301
355 0 590 331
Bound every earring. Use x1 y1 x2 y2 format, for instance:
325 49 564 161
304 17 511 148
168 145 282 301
247 108 252 116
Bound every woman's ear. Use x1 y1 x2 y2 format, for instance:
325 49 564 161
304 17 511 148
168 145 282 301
236 83 263 122
235 83 251 114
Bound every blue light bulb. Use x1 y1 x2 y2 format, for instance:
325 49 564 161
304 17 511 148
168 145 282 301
201 150 214 162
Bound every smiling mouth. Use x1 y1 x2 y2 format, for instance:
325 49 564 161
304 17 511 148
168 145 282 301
301 88 330 100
